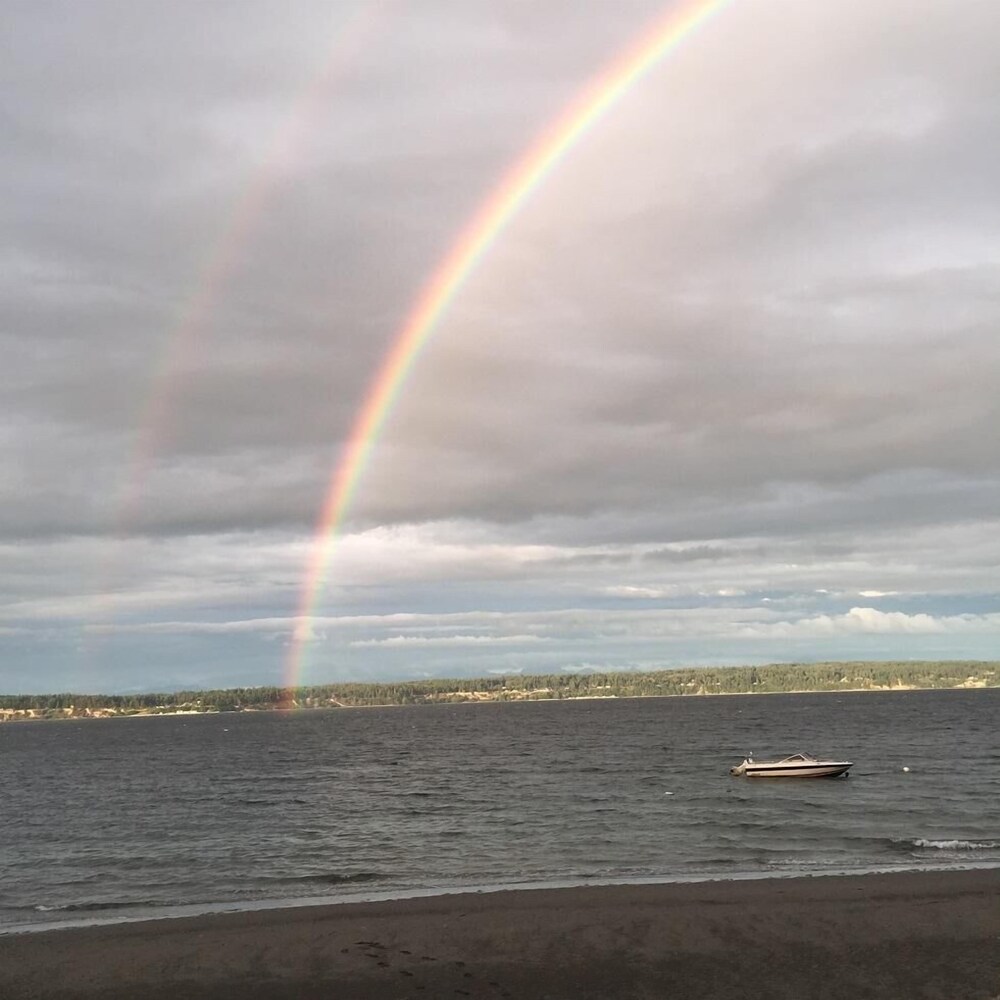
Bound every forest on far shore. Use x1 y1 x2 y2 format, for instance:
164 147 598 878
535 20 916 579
1 660 997 720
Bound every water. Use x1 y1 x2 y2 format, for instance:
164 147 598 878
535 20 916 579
1 689 998 932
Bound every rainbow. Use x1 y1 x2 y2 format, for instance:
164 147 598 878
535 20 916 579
283 0 733 689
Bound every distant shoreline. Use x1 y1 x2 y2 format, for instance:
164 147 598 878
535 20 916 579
0 661 1000 725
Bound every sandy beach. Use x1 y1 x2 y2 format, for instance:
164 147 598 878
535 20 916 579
3 869 999 999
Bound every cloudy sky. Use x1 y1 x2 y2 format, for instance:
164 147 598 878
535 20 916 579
4 0 1000 693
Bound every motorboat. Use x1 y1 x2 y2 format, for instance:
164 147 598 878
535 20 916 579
729 752 852 778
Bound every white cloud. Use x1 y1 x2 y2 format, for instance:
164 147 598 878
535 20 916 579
739 607 1000 639
601 585 680 599
350 634 549 648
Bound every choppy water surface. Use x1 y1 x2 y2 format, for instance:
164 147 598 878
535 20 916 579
2 689 998 930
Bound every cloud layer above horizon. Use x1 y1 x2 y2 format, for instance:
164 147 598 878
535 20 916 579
3 0 1000 692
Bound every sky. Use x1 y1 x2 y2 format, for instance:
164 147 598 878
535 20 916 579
3 0 1000 694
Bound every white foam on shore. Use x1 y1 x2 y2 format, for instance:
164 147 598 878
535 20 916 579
4 862 999 937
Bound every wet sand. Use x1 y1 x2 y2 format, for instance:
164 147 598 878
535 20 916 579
3 869 999 999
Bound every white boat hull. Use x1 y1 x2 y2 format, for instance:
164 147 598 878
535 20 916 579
741 763 851 778
730 754 853 778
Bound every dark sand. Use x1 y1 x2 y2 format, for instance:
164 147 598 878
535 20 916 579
3 870 999 1000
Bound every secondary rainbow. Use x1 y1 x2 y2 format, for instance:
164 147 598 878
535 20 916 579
114 4 388 541
85 4 387 668
284 0 734 688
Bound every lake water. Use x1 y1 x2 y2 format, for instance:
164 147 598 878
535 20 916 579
2 689 998 932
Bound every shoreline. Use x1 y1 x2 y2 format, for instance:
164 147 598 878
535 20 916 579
3 868 998 999
6 861 1000 938
2 681 997 724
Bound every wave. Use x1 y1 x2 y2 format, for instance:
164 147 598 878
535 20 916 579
32 900 154 913
892 838 1000 851
291 871 383 885
910 838 1000 851
236 797 309 807
21 871 385 915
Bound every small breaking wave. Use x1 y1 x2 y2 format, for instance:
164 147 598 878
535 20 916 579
33 900 153 913
291 871 383 885
888 837 1000 852
910 838 1000 851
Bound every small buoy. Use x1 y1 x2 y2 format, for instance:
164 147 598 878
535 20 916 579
902 766 910 772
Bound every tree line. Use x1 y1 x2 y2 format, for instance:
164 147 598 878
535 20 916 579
1 660 997 719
